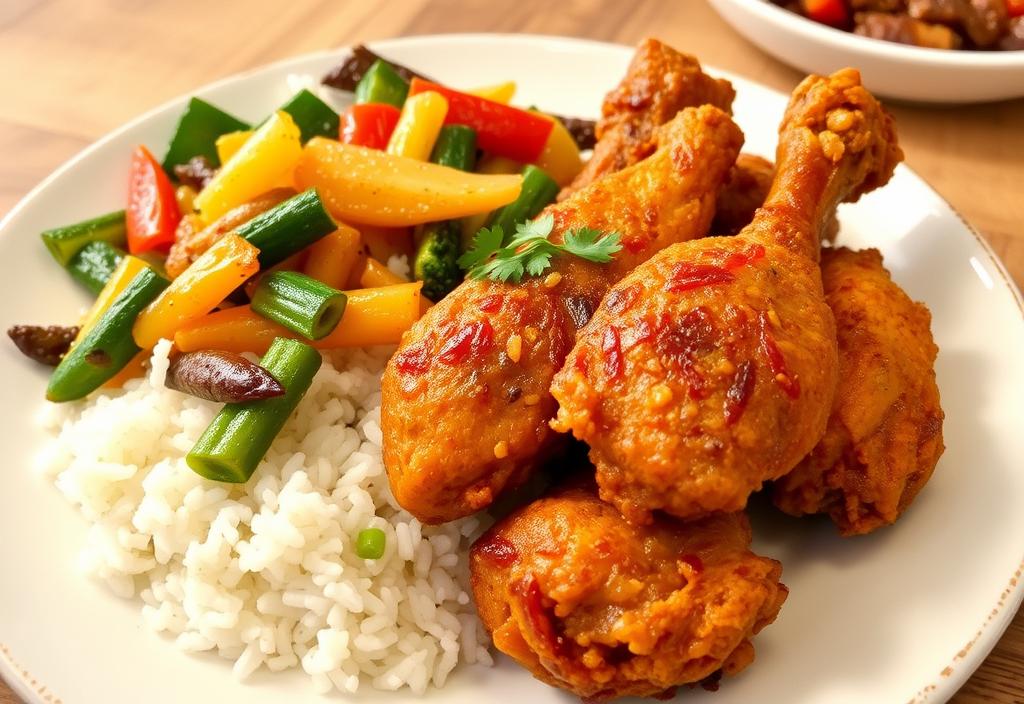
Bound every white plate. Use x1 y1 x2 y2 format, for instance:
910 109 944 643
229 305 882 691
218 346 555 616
1 34 1022 704
709 0 1024 103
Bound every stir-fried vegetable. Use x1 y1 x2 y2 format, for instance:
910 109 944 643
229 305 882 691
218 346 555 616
162 97 250 172
174 283 423 354
67 241 125 294
215 130 253 164
295 138 522 227
73 256 151 347
251 271 347 341
187 337 322 483
133 233 259 349
127 145 182 254
354 60 409 108
340 103 401 149
487 165 560 242
533 113 584 187
467 81 516 104
356 528 386 559
47 267 169 402
303 225 362 290
386 91 449 160
194 111 302 222
321 45 598 149
407 78 554 163
414 125 477 300
459 155 523 248
6 325 79 366
41 210 126 266
234 189 337 268
279 89 339 143
166 350 284 402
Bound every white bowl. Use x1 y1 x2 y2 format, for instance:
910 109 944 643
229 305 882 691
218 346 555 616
709 0 1024 103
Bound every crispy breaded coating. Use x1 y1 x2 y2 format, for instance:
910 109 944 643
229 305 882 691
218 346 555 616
773 247 944 535
471 483 787 701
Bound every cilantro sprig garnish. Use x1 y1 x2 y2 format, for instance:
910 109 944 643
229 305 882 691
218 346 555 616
457 214 622 284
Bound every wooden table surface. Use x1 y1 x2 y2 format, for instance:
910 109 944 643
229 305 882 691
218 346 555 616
0 0 1021 702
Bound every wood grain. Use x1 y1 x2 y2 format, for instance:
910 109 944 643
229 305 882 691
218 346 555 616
0 1 1020 702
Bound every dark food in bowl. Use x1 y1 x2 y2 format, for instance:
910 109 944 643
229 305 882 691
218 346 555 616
771 0 1024 50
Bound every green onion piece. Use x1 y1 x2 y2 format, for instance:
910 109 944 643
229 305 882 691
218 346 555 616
186 338 322 483
41 210 126 267
46 267 169 402
354 60 409 108
251 271 347 341
488 165 560 245
235 189 337 268
162 97 250 172
279 89 340 143
356 528 386 560
67 241 125 295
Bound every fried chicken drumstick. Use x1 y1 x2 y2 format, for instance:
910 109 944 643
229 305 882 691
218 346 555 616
470 482 787 701
773 247 944 535
381 44 742 525
552 69 903 524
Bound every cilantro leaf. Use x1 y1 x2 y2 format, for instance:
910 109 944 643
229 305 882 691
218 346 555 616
562 228 622 263
461 216 621 285
457 225 505 270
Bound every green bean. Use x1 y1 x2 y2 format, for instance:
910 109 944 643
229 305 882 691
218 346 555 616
186 338 322 483
41 210 126 267
489 165 560 244
251 271 347 340
67 241 125 294
46 267 169 402
234 189 337 268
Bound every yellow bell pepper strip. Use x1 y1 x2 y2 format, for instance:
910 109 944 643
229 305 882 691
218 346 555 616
295 138 522 227
304 225 362 290
533 113 584 187
133 234 260 349
195 112 302 222
73 255 151 347
467 81 516 104
386 91 449 161
174 282 423 354
359 258 432 313
215 130 252 164
359 256 407 287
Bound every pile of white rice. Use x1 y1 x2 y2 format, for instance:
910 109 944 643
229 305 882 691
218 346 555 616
35 339 492 694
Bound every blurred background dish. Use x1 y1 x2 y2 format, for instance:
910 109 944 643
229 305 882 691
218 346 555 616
709 0 1024 102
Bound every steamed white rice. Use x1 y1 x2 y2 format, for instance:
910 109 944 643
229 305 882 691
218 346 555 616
36 339 492 694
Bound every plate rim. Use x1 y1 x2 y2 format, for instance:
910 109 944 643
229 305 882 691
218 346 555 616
1 32 1022 704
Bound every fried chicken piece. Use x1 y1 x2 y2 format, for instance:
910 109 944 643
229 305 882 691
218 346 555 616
165 188 293 278
471 483 787 701
559 38 735 200
773 247 944 535
712 154 775 236
552 69 903 524
381 105 743 524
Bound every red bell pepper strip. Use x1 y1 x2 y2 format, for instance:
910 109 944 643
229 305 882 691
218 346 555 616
126 145 181 254
801 0 849 26
407 78 554 163
1007 0 1024 17
340 103 402 150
